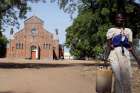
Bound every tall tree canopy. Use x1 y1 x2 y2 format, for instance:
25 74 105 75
0 0 31 33
0 35 8 57
63 0 140 59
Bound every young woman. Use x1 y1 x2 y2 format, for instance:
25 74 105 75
106 13 140 93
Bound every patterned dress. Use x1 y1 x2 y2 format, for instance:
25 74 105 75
106 27 132 93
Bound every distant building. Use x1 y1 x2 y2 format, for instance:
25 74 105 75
6 16 63 60
64 52 74 60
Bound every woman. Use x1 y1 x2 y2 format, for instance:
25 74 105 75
106 13 134 93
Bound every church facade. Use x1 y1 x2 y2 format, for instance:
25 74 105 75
6 16 63 60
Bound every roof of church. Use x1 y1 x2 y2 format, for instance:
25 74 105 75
24 16 44 24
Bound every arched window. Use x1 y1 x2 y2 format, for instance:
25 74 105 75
31 27 36 34
19 43 21 49
16 43 23 49
16 43 20 49
43 43 48 49
16 43 19 49
21 43 23 49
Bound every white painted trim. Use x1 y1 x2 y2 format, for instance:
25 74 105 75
36 48 38 59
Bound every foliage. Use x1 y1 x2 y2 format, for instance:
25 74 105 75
64 0 140 59
65 8 112 58
0 35 8 45
127 6 140 38
0 0 31 32
0 35 8 57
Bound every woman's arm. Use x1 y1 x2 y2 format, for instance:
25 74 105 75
107 39 114 50
104 39 114 60
128 42 140 66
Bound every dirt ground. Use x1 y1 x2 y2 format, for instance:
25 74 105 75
0 66 96 93
0 61 139 93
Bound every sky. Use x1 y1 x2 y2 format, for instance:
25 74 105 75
135 0 140 4
4 2 77 52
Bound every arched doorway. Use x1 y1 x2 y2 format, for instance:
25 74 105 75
53 47 57 60
31 45 38 60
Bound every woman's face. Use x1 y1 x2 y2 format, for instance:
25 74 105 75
114 13 126 27
115 19 125 27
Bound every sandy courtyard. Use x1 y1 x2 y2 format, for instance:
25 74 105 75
0 66 96 93
0 62 139 93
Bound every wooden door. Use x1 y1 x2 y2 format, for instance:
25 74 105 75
31 51 36 59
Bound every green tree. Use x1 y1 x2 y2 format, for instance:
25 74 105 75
0 35 8 57
64 0 140 59
65 8 111 58
0 35 8 45
0 0 31 33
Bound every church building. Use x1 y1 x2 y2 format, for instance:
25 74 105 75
6 16 63 60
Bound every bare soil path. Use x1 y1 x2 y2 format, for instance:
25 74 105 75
0 66 96 93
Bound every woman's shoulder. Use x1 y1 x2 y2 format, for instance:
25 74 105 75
108 27 118 32
125 28 132 33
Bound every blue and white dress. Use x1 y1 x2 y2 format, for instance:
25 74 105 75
106 27 132 93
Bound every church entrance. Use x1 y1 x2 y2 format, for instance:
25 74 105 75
31 45 38 60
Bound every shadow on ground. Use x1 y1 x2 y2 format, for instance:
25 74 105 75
0 92 31 93
0 61 137 69
0 91 14 93
0 62 113 69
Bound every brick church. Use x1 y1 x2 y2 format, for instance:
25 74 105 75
6 16 64 60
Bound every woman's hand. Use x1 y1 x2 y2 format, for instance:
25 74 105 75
130 48 140 67
107 39 114 50
110 44 114 50
128 47 133 52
